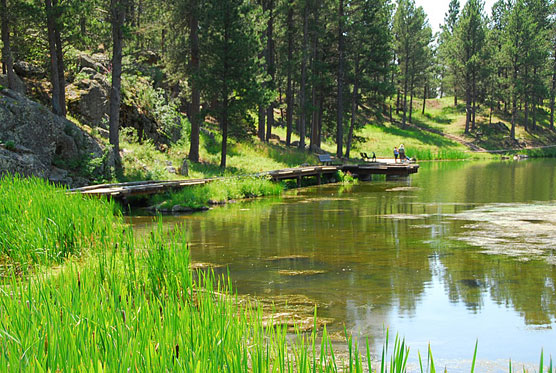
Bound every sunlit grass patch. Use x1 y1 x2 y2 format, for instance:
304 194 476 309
153 176 284 209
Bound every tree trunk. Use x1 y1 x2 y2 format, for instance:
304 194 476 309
220 95 229 168
258 105 265 140
345 56 359 159
551 43 556 130
1 0 16 90
523 67 529 130
278 86 284 124
317 96 323 148
266 0 275 142
285 0 294 146
489 105 493 125
188 1 201 163
409 83 414 124
299 3 308 150
464 70 471 134
532 66 537 130
510 62 517 141
80 16 86 36
310 1 319 151
109 0 127 173
336 0 344 157
402 59 409 127
471 72 476 131
422 81 426 115
53 0 66 117
532 99 536 130
396 87 401 115
471 98 476 131
45 0 62 116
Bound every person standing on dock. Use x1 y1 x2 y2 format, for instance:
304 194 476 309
394 147 399 163
399 144 405 163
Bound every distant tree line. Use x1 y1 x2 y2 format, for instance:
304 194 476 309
438 0 556 140
1 0 555 169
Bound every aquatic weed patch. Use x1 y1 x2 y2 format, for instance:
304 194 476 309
448 202 556 264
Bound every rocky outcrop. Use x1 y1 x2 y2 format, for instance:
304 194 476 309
0 88 109 187
67 58 177 145
0 73 27 95
77 52 110 73
13 61 45 79
67 67 110 127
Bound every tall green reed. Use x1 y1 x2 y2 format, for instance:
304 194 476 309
0 175 121 272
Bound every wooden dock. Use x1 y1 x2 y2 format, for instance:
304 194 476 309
71 162 419 199
342 162 419 177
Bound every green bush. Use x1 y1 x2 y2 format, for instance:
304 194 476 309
336 170 358 184
5 140 16 151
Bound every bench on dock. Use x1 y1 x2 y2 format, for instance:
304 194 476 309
317 154 340 165
360 152 376 162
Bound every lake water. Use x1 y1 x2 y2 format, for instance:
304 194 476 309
131 159 556 371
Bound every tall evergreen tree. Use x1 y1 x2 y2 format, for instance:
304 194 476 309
502 0 541 139
438 0 460 104
453 0 486 133
344 0 394 158
336 0 345 157
393 0 430 127
199 0 264 168
109 0 129 173
1 0 16 90
45 0 62 116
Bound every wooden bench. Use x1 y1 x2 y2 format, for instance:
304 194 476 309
360 152 376 162
317 153 340 165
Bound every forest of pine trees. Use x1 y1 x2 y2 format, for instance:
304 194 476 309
2 0 556 168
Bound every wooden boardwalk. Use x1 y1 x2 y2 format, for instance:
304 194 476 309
71 162 419 199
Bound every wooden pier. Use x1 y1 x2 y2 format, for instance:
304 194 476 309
71 162 419 199
267 165 339 186
342 162 419 177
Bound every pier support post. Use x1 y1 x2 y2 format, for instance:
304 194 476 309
316 173 321 185
297 176 302 187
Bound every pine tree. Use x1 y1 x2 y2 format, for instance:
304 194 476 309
109 0 129 173
453 0 486 133
394 0 430 127
438 0 460 104
1 0 16 90
344 0 394 158
199 0 265 168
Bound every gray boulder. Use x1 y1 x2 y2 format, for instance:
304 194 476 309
0 88 107 186
13 61 45 79
180 158 189 176
67 70 110 127
0 147 48 178
77 53 109 73
0 73 26 95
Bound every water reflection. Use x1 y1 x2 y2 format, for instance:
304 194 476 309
130 159 556 368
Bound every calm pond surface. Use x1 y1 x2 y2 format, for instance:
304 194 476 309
131 159 556 371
